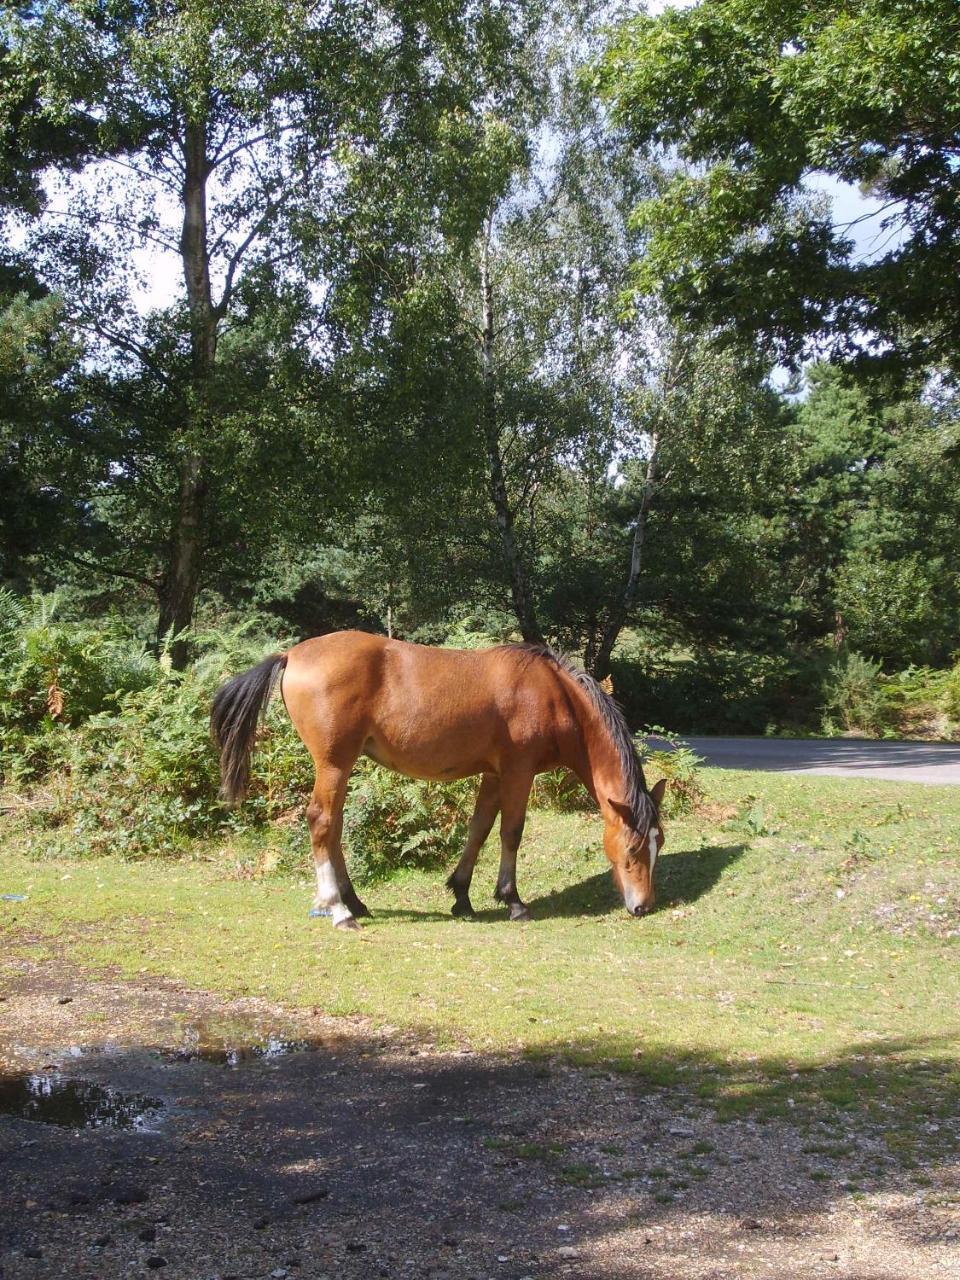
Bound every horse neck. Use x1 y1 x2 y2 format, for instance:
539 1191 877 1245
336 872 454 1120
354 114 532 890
556 679 629 813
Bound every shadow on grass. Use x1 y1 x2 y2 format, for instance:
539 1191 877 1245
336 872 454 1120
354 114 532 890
656 841 749 906
530 842 748 919
356 905 454 924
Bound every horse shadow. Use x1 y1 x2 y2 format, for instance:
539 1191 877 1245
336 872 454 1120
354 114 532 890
529 841 749 919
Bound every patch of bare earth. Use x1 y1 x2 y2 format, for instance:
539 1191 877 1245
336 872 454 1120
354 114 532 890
0 957 957 1280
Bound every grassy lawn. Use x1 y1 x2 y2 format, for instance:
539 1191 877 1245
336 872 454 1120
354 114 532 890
2 769 959 1164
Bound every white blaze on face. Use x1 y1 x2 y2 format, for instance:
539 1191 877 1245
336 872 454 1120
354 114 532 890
315 860 353 926
647 827 660 872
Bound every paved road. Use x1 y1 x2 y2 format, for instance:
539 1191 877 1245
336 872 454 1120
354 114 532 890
648 735 960 785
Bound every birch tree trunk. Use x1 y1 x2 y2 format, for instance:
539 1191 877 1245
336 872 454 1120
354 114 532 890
591 433 660 678
157 117 216 669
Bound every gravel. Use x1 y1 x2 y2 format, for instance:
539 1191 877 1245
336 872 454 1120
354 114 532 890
1 958 958 1279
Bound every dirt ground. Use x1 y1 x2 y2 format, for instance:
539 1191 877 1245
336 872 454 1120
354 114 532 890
0 958 957 1280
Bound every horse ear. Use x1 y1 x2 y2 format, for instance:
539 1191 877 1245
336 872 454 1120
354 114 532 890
650 778 667 810
606 798 633 826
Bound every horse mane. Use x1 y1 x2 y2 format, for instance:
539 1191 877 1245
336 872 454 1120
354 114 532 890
502 643 658 835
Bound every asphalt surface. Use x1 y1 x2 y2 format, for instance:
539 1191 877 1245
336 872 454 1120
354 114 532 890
650 735 960 785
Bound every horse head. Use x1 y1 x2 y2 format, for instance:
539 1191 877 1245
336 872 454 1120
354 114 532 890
603 777 667 916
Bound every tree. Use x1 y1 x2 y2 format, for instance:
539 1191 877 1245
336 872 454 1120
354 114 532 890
756 363 960 665
596 0 960 376
0 288 91 592
3 0 537 663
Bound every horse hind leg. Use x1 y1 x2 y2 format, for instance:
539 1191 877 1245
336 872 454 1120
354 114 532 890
447 772 500 917
494 772 534 922
306 767 366 929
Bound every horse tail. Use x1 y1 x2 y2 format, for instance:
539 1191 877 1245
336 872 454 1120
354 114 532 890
210 653 288 802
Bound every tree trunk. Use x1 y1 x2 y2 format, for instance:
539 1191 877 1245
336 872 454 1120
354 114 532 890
158 451 206 668
479 225 542 645
592 434 660 678
159 116 216 669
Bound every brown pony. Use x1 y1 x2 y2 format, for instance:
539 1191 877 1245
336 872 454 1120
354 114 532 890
211 631 665 929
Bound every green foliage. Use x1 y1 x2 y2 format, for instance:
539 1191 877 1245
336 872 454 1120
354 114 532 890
636 729 705 818
820 650 892 737
0 592 155 781
530 768 594 814
834 556 946 668
612 644 829 737
0 602 306 855
944 664 960 724
597 0 960 373
342 764 474 885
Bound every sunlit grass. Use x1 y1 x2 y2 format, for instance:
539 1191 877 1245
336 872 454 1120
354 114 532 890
2 769 959 1160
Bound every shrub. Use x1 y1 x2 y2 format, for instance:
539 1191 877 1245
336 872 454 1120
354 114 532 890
636 729 706 817
0 592 158 783
530 768 594 813
342 762 474 883
820 651 894 736
944 662 960 724
610 645 830 736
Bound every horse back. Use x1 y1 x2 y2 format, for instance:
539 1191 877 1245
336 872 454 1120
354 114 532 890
281 632 577 780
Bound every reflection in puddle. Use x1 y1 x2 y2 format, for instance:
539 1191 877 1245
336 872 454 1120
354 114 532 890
0 1074 164 1130
164 1030 314 1066
0 1023 321 1127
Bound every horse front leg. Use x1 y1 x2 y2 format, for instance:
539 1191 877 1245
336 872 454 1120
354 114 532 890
306 768 364 930
446 772 500 917
494 772 534 921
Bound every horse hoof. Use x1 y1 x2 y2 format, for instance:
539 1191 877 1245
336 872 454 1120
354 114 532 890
509 904 530 922
350 900 372 918
334 916 360 931
451 899 475 918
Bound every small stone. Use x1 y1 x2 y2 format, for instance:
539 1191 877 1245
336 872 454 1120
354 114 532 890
497 1255 510 1263
822 1253 839 1263
68 1189 91 1206
56 996 73 1005
740 1219 762 1231
24 1247 42 1259
291 1187 329 1205
557 1224 571 1232
139 1226 157 1242
345 1242 366 1252
271 1270 288 1278
668 1125 694 1137
93 1235 113 1248
558 1245 579 1259
252 1216 270 1230
146 1256 168 1269
111 1183 148 1205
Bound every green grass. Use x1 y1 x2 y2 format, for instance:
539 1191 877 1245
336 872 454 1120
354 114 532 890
2 769 959 1163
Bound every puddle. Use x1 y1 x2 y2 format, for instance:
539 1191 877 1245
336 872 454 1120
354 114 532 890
0 1019 324 1128
0 1073 164 1130
162 1029 315 1066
